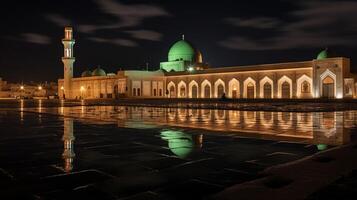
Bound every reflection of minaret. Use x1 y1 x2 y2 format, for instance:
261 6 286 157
62 27 75 99
62 118 75 173
193 134 203 149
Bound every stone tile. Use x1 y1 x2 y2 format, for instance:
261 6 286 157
156 179 224 199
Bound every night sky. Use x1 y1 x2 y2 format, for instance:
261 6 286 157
1 0 357 83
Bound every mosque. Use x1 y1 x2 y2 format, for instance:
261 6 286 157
58 27 357 99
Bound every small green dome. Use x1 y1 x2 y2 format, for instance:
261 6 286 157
316 48 330 60
81 70 92 77
168 39 195 62
92 67 106 76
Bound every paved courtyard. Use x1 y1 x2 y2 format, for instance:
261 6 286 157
0 109 322 199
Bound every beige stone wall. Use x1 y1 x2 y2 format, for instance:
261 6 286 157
165 68 313 99
59 76 125 99
312 57 352 98
58 58 356 99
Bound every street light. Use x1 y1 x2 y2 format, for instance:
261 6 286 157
20 85 24 99
80 86 85 99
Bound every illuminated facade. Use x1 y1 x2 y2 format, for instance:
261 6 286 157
58 27 357 99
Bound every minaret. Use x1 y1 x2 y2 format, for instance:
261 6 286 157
62 27 75 99
62 118 75 173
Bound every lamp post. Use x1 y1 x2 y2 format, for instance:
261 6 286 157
61 86 65 99
20 85 24 99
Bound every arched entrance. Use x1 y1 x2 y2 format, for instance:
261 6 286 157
192 85 198 98
167 82 176 98
228 78 239 98
201 80 211 98
297 74 312 98
263 83 272 98
204 85 211 98
322 76 334 98
232 89 238 98
214 79 225 98
247 83 255 98
217 84 224 98
114 85 119 99
189 81 199 98
179 85 186 98
281 82 290 98
86 86 92 98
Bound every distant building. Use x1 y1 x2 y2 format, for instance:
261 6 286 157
58 27 357 99
0 78 57 99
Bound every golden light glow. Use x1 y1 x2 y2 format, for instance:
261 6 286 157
38 86 43 90
80 86 85 91
20 86 24 90
61 86 64 90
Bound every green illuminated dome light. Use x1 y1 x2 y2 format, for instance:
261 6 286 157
316 48 330 60
81 70 92 77
168 38 195 62
160 130 193 158
92 67 106 76
317 144 328 151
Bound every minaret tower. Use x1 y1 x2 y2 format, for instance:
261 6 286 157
62 27 75 99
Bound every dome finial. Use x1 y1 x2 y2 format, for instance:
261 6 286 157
182 34 185 40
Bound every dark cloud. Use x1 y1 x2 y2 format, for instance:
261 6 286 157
113 38 137 47
87 37 137 47
125 30 162 41
220 1 357 50
78 0 170 33
45 14 71 27
21 33 51 45
224 17 280 29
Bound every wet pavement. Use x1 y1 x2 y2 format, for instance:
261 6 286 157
0 100 356 199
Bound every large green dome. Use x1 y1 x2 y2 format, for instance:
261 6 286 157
92 67 106 76
168 39 195 62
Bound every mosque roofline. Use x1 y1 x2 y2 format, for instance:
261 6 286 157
165 57 349 76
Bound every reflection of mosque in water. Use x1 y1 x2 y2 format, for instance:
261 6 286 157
160 130 203 158
62 118 75 173
59 106 355 146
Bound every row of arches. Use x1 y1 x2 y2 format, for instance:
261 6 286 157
167 75 314 99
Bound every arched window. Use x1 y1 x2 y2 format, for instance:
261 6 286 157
247 82 255 98
192 85 198 98
301 81 310 93
263 83 272 98
204 85 211 98
217 84 224 98
133 88 137 96
281 82 290 98
322 76 334 98
180 86 186 97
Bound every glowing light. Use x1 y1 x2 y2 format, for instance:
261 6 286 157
20 86 24 90
188 67 194 72
80 86 85 91
336 92 343 99
61 86 64 90
38 86 42 90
